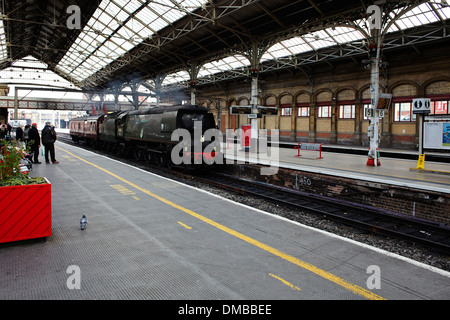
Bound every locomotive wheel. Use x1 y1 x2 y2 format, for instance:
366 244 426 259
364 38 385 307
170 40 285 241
158 154 166 166
112 144 118 154
144 151 153 164
166 155 174 169
124 146 133 158
165 146 174 169
134 147 144 161
106 143 113 153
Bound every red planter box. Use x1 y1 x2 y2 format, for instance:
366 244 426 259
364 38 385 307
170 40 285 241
0 178 51 244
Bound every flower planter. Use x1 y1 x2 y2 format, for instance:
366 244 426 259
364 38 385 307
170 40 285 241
0 178 51 244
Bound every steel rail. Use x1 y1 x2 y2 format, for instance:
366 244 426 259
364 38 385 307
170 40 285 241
191 172 450 255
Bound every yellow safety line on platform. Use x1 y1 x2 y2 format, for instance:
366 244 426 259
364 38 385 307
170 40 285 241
268 273 301 291
58 147 387 300
410 167 450 176
178 221 192 230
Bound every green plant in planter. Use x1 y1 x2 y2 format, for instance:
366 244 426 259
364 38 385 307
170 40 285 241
0 139 46 186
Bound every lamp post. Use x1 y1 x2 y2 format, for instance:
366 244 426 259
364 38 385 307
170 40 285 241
367 31 382 166
250 68 259 153
366 4 383 167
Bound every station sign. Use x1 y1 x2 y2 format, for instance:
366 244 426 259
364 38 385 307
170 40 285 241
258 107 278 116
375 93 392 110
230 106 252 115
230 106 278 116
412 98 431 114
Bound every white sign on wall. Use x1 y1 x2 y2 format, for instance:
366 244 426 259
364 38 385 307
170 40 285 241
412 98 431 114
424 122 450 149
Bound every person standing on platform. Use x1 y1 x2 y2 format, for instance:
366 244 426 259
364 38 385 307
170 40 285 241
6 123 11 138
15 124 24 142
23 124 30 145
14 124 24 148
0 123 7 140
28 123 41 164
41 122 59 164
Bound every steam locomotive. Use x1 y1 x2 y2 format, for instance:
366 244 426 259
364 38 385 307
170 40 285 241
69 104 221 167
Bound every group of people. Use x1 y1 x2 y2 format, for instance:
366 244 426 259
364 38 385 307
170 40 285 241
0 122 11 139
0 121 59 164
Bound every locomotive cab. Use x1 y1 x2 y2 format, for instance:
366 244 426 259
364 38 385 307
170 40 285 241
99 111 126 143
115 112 129 140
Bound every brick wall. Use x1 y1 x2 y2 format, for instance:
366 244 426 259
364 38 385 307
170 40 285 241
192 43 450 149
223 164 450 226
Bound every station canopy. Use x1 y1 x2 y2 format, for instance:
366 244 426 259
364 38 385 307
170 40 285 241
0 0 449 95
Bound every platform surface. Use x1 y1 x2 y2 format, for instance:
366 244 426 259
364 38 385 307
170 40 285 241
223 142 450 194
0 141 449 302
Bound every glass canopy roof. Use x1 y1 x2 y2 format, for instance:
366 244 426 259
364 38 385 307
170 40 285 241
0 1 449 90
165 1 450 86
56 0 209 82
260 27 366 62
387 2 450 31
0 56 76 88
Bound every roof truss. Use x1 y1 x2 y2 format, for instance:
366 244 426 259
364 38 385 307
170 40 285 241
0 0 448 94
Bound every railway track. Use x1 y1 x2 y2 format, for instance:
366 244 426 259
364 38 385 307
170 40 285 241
57 134 450 255
191 172 450 255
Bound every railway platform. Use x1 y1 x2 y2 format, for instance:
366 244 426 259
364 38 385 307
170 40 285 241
223 140 450 194
0 141 449 303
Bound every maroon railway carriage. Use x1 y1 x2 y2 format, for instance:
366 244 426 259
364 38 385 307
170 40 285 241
69 114 104 144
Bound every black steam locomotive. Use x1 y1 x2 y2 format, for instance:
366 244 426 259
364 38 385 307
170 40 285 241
69 104 221 167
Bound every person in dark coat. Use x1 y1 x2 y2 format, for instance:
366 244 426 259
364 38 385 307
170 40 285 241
23 124 30 144
28 123 41 164
0 123 7 140
41 122 59 164
15 125 24 142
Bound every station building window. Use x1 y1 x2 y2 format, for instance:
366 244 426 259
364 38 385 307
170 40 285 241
281 107 292 116
430 100 449 115
338 104 355 119
297 106 310 117
393 102 416 122
317 105 331 118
